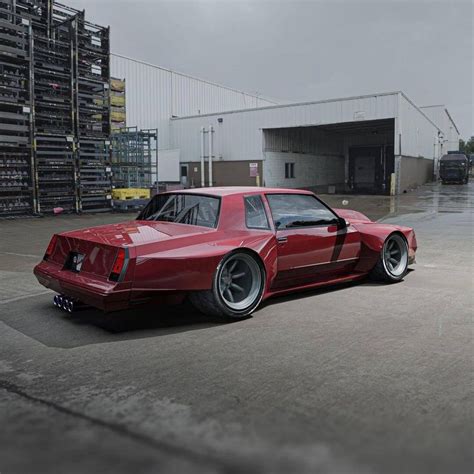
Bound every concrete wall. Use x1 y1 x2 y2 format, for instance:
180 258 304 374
262 127 345 191
263 152 345 192
397 156 434 193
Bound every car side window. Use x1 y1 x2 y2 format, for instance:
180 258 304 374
266 194 338 230
244 195 270 230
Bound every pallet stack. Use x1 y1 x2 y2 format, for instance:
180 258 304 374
0 0 112 216
73 13 112 212
0 2 34 215
32 4 77 212
111 126 157 189
110 77 125 133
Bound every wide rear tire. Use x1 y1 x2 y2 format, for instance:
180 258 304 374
190 251 265 321
369 233 409 283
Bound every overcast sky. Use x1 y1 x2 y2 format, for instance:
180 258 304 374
68 0 473 138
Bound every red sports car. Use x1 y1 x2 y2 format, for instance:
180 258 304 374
34 187 417 320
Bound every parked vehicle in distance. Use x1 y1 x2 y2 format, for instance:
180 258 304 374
34 187 417 320
439 154 469 184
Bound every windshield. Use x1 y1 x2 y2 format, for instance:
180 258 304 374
440 161 466 169
137 193 220 228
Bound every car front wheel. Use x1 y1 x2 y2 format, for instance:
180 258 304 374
369 233 409 283
190 251 265 320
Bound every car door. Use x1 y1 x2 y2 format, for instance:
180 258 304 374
265 193 360 289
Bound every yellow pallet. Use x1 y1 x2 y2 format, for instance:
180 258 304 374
110 78 125 92
112 188 150 200
111 111 126 122
110 95 125 107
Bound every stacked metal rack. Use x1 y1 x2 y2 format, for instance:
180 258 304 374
111 127 157 189
0 0 112 215
72 12 112 212
32 10 77 212
0 3 34 216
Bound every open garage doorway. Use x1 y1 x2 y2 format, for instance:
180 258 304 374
263 119 395 195
349 145 394 194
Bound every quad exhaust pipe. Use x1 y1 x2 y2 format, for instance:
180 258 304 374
53 294 86 313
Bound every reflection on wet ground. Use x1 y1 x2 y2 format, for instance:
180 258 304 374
321 181 474 222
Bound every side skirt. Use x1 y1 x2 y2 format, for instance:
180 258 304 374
263 272 367 300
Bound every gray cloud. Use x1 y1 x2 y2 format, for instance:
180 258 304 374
67 0 473 137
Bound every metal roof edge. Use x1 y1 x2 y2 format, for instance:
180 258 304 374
399 92 442 132
419 104 445 109
443 108 461 136
418 104 460 136
171 91 402 121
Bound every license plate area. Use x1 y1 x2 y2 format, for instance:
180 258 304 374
64 252 85 273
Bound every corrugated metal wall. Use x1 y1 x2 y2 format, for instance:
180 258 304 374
398 94 440 159
419 105 460 153
171 93 400 163
111 54 277 149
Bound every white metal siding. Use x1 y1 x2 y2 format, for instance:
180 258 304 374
171 93 400 163
419 105 460 153
111 54 277 149
398 94 440 159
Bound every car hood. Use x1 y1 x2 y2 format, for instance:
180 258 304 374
61 220 216 247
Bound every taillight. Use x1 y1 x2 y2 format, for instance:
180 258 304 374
109 248 127 282
44 235 58 260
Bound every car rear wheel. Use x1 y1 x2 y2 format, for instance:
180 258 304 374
369 233 409 283
190 251 265 320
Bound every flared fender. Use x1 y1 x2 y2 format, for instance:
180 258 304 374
132 233 278 292
351 222 417 272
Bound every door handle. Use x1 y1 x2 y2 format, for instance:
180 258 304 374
277 236 288 243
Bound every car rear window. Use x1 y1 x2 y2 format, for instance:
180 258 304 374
244 195 270 229
138 193 220 228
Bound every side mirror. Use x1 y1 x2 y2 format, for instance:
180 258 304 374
336 217 348 229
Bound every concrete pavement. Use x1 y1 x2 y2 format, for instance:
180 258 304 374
0 182 472 474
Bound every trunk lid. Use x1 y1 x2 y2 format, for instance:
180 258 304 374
48 221 215 278
62 220 215 246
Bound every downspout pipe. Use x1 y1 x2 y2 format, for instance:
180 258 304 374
208 125 214 187
200 127 205 187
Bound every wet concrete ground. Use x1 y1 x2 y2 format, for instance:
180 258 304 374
0 182 472 474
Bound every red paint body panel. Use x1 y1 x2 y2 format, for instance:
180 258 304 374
33 187 417 312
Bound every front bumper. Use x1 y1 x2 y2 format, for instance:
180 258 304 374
34 261 131 312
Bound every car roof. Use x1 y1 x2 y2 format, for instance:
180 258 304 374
165 187 314 197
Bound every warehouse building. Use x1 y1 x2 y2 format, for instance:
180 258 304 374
110 54 278 150
169 91 460 195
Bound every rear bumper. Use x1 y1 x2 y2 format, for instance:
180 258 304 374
34 261 131 312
